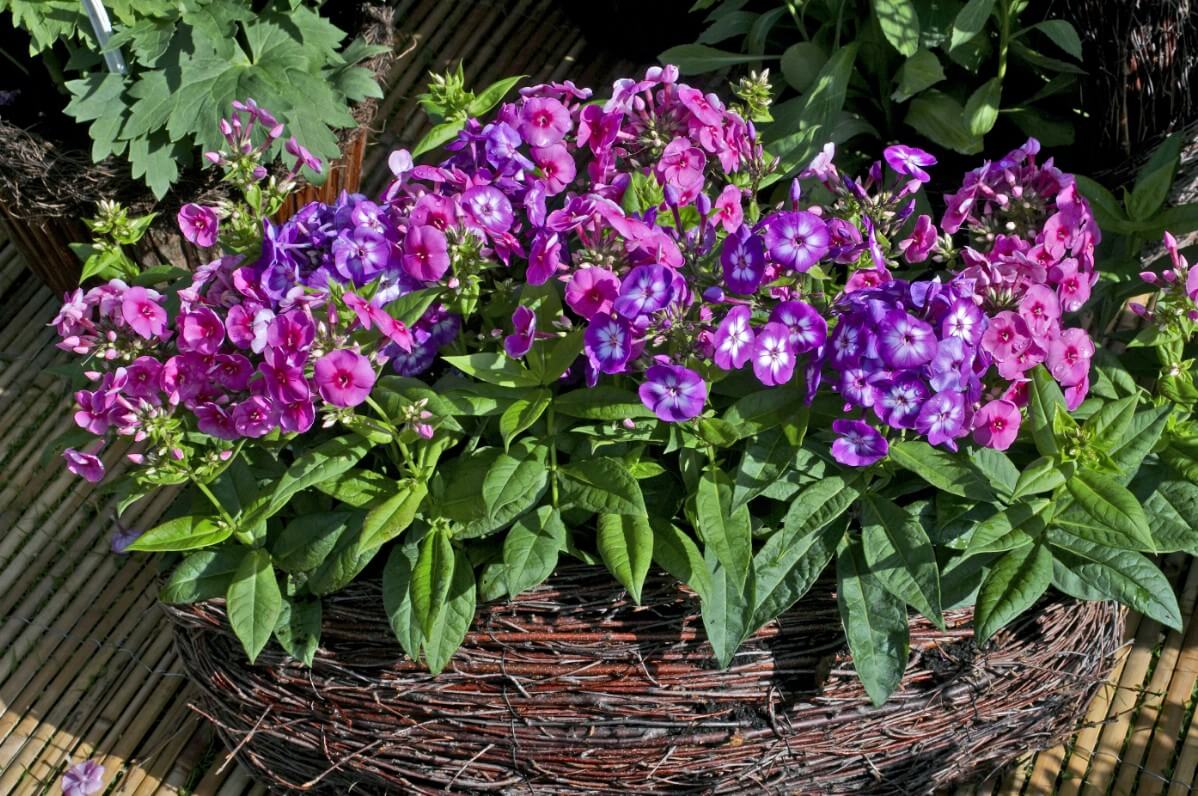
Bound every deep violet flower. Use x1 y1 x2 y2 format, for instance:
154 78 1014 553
614 265 674 318
972 399 1021 450
721 225 766 295
713 306 754 371
639 364 707 422
878 311 936 369
763 211 829 272
504 306 537 359
831 419 888 467
770 300 826 353
177 204 219 248
584 313 633 374
62 760 105 796
314 349 376 407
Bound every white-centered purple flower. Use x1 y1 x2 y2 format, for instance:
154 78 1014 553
720 225 766 295
614 265 674 319
584 313 633 374
639 363 707 422
770 300 827 353
62 759 104 796
762 210 830 272
831 419 888 467
878 311 935 369
915 390 967 450
751 322 796 386
462 185 514 233
941 299 986 346
712 305 754 371
875 374 929 429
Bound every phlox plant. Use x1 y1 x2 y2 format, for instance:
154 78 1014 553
49 67 1195 705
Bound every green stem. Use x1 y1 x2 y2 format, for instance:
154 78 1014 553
193 478 235 527
547 403 560 507
997 0 1012 81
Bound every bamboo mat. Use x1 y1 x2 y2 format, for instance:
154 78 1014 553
2 1 1196 793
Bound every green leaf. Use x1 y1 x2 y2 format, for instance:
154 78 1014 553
695 466 752 589
888 440 994 500
836 536 909 706
359 480 427 551
554 386 654 421
752 518 843 627
503 506 566 595
499 390 550 450
1026 19 1083 60
271 511 352 572
861 495 943 626
1086 396 1138 456
274 597 322 666
892 48 945 102
422 548 476 674
974 542 1052 644
1141 480 1198 555
701 545 756 668
560 457 646 515
382 541 423 660
1063 469 1155 551
651 520 712 602
964 77 1002 137
465 75 525 116
413 120 467 157
442 353 539 388
532 329 584 385
597 514 654 603
904 91 982 155
312 468 393 508
970 448 1020 498
949 0 996 51
1128 133 1183 222
265 435 373 516
732 428 797 509
780 475 860 537
161 548 245 604
382 288 442 328
780 41 827 93
1047 529 1181 629
873 0 921 56
966 500 1049 555
720 381 807 438
470 442 549 537
1110 405 1171 486
1027 366 1065 456
411 525 455 638
657 44 774 74
763 45 857 181
128 515 231 552
226 549 283 664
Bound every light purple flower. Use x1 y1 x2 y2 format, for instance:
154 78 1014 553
64 448 105 483
831 419 888 467
639 363 707 422
712 305 754 371
721 225 765 295
504 306 537 359
942 299 986 346
928 337 970 392
178 204 219 248
334 228 391 283
584 313 632 374
462 185 514 233
614 265 674 318
314 349 376 408
915 390 966 450
883 145 936 182
770 300 826 353
752 322 796 386
763 211 829 272
62 759 104 796
878 311 936 369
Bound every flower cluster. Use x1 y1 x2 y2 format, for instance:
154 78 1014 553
1134 232 1198 326
55 74 1106 486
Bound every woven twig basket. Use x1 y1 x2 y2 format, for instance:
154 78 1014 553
164 565 1122 795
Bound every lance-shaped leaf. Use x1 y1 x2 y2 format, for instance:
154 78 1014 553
226 549 283 664
861 494 943 626
836 536 910 706
974 542 1052 644
695 466 752 589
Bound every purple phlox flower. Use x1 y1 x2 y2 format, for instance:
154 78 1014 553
712 305 754 371
614 265 674 318
334 227 392 283
285 136 323 174
972 399 1021 451
639 363 707 422
120 286 168 339
878 311 936 369
831 419 888 467
520 96 572 147
916 390 967 450
124 356 164 400
74 387 115 435
314 349 376 408
260 347 311 403
195 402 239 440
657 137 706 202
212 353 253 392
839 367 877 409
942 299 986 346
752 322 797 386
566 267 619 319
801 142 837 183
279 396 316 434
901 215 937 263
177 306 225 355
720 225 766 295
388 148 414 178
62 760 105 796
505 306 538 359
110 520 141 554
232 395 279 438
410 193 456 232
527 231 564 285
159 353 210 407
883 145 937 182
875 374 929 429
770 300 826 353
928 337 971 392
178 204 219 248
825 218 864 264
1052 257 1093 313
531 144 577 195
64 447 105 484
267 310 315 354
402 224 451 282
763 210 829 272
829 319 866 368
584 313 633 374
462 184 514 233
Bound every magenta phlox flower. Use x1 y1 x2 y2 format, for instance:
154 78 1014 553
178 306 225 355
178 204 219 248
520 96 572 147
900 214 937 263
232 395 279 437
195 402 239 440
972 399 1021 450
713 185 743 232
527 231 564 285
402 224 451 282
883 145 936 182
981 310 1033 363
1046 327 1094 387
504 306 537 359
531 144 577 195
121 286 168 339
565 267 619 319
64 447 106 483
315 349 376 407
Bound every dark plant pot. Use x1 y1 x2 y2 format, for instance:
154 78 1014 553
163 566 1121 795
0 2 395 296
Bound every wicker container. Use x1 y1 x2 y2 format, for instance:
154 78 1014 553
164 565 1122 795
0 2 394 295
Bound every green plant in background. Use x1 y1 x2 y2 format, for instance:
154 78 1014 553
1 0 386 197
663 0 1086 185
